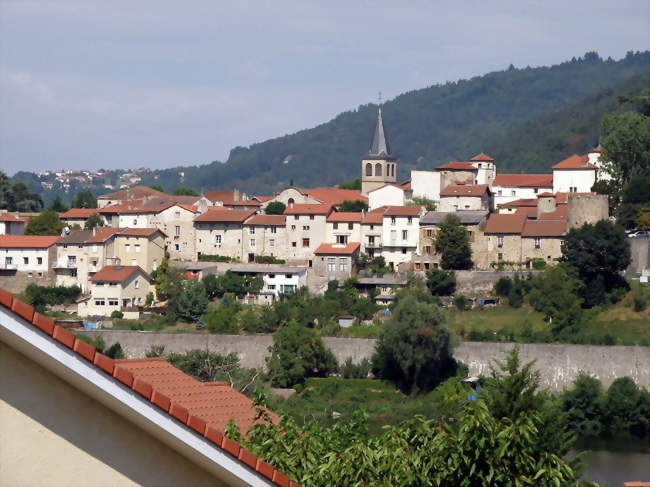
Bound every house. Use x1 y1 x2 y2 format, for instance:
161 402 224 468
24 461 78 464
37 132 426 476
468 153 497 185
367 184 406 210
264 187 367 210
200 189 261 210
491 174 553 207
0 236 59 291
194 208 257 262
283 204 333 265
148 203 199 260
217 263 307 304
413 210 488 271
0 289 291 486
439 184 491 212
326 212 363 247
78 265 154 318
360 210 384 259
380 206 423 270
314 242 361 280
0 213 26 235
97 185 200 208
242 214 287 263
552 154 597 193
354 273 408 306
59 208 101 228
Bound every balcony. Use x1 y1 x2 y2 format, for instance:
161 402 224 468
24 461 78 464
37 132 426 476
0 262 16 270
365 242 383 249
53 260 77 269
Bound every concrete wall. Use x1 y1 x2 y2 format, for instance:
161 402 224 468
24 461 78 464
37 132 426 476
78 331 650 391
0 270 56 293
628 238 649 275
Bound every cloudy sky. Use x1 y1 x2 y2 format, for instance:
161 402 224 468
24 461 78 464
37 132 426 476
1 1 648 174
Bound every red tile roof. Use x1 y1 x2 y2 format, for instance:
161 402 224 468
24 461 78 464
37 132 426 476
499 198 538 208
0 235 59 248
440 184 489 197
302 187 368 205
86 227 123 243
0 289 294 486
538 205 568 220
383 206 422 217
0 213 24 222
361 212 384 224
492 174 553 188
98 185 165 201
436 161 477 171
521 220 567 237
244 214 286 226
552 154 596 170
194 209 257 223
588 146 603 154
483 214 527 234
327 212 363 223
283 204 333 215
469 153 495 162
515 207 538 218
314 242 361 255
90 265 151 283
59 208 100 219
537 192 555 198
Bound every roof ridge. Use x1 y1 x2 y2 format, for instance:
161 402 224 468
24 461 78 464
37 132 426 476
0 288 296 487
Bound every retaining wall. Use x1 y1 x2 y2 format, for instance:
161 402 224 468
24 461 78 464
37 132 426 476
78 330 650 391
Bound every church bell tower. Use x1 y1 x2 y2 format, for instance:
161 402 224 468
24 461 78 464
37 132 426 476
361 106 397 195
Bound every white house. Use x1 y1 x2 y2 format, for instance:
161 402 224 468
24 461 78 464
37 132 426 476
491 174 554 207
368 184 406 209
0 235 58 277
218 263 307 303
552 154 597 193
380 206 423 270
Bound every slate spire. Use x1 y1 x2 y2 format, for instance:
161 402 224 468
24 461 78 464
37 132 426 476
368 107 392 158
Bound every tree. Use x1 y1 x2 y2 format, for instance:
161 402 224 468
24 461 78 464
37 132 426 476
601 111 650 190
601 377 643 437
154 258 183 301
84 214 103 229
434 214 472 269
172 187 199 196
425 269 456 296
149 184 165 193
172 280 209 322
71 190 97 209
372 290 453 393
562 373 604 437
408 196 436 211
266 321 337 388
48 196 68 212
338 200 368 212
527 264 584 330
0 171 42 211
561 220 631 307
338 178 361 190
264 201 286 215
25 210 65 236
638 207 650 230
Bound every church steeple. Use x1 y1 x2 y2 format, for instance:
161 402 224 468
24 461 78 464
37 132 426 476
368 107 392 158
361 103 398 195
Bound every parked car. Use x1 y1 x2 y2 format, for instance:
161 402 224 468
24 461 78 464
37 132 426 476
628 230 650 238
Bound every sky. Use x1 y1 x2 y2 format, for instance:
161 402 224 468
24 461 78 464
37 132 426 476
1 1 649 175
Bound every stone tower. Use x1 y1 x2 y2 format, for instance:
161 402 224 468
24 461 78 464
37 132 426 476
361 107 397 195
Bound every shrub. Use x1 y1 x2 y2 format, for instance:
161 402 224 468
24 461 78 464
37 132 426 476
110 310 124 319
340 358 372 379
105 342 125 359
204 304 240 333
530 258 546 270
254 255 286 264
633 294 647 312
494 277 513 297
426 269 456 296
453 294 470 311
23 284 82 310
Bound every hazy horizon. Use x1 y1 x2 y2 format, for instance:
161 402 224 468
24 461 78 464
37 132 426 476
1 1 649 175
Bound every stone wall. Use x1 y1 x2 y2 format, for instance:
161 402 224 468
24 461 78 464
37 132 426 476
77 330 650 391
0 270 56 294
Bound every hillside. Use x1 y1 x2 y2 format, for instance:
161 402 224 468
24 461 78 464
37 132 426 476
13 51 650 200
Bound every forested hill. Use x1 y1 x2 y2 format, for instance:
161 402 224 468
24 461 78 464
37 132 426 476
14 51 650 199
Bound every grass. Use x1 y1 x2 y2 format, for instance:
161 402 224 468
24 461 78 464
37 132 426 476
445 306 548 334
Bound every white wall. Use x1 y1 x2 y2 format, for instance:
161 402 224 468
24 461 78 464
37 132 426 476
262 271 306 297
381 215 419 267
410 171 441 201
1 247 52 272
553 169 596 193
368 185 404 210
492 185 552 207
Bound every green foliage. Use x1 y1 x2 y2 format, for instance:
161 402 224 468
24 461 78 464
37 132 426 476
0 171 42 211
494 276 513 297
48 195 68 212
70 190 97 209
110 310 124 319
356 254 391 275
339 358 372 379
105 342 125 359
266 321 338 388
561 220 631 307
264 201 286 215
254 255 285 264
601 111 650 189
202 271 263 299
425 269 456 296
197 254 238 262
372 290 453 393
434 214 472 270
25 210 64 236
145 344 166 358
453 294 469 311
23 284 81 311
172 187 198 196
83 214 103 229
338 178 361 190
154 258 183 301
144 292 154 307
149 184 165 193
172 281 209 322
203 300 241 333
75 334 106 353
338 200 368 212
527 264 584 330
633 293 648 312
408 196 436 211
562 373 605 437
530 258 546 270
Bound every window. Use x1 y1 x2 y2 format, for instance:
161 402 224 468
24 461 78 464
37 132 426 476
478 163 482 168
37 257 43 265
175 225 181 236
390 229 396 243
175 211 181 218
498 252 503 261
125 244 130 253
348 223 353 230
327 257 336 272
497 235 504 248
132 219 137 226
292 242 297 247
109 282 117 287
365 163 372 176
287 198 295 206
108 299 118 306
267 284 276 290
271 227 277 234
215 234 222 244
302 238 310 247
96 282 104 286
468 231 474 242
402 247 407 254
336 235 348 244
424 245 432 255
333 223 339 230
370 224 374 230
402 230 408 240
464 205 470 209
134 279 140 289
250 227 256 235
302 225 310 230
534 188 539 194
309 215 315 221
426 229 433 237
375 163 382 176
269 238 275 247
497 190 503 196
407 217 412 225
94 299 105 306
534 237 541 249
339 257 348 272
5 257 12 266
131 259 137 265
23 257 28 265
174 244 180 251
291 225 296 230
294 215 299 220
135 244 141 253
391 217 396 225
250 238 256 247
511 190 516 196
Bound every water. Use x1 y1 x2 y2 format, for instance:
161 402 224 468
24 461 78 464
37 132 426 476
574 437 650 486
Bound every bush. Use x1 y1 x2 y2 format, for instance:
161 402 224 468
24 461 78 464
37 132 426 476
264 201 286 215
172 281 209 322
633 294 648 312
254 255 286 264
426 269 456 296
110 310 124 319
494 277 513 297
198 254 238 263
23 284 82 310
453 295 470 311
105 342 125 359
530 258 546 270
203 304 240 333
340 358 372 379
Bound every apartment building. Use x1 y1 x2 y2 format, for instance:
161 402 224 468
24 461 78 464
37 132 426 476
313 242 360 281
242 214 287 262
283 204 333 265
438 185 491 212
380 206 423 270
194 208 257 261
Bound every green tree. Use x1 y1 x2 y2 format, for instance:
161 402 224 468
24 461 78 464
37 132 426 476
338 200 368 212
203 301 241 333
172 280 209 322
25 210 65 236
266 321 337 388
0 171 42 211
434 214 472 269
408 196 436 211
561 220 631 307
527 264 584 330
601 377 643 437
425 269 456 296
338 178 361 190
264 201 286 215
494 276 513 297
105 342 125 359
601 111 650 189
48 196 68 212
372 290 453 393
562 373 604 437
70 190 97 209
149 184 165 193
84 214 103 229
154 258 183 301
172 187 199 196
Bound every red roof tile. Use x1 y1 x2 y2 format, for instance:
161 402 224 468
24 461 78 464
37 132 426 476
552 154 596 170
383 206 422 217
0 235 59 248
327 212 363 223
493 174 553 188
521 220 567 237
361 212 384 224
440 184 489 197
86 227 123 243
588 146 603 154
436 161 477 171
469 153 495 162
314 242 361 255
59 208 100 219
302 187 368 205
90 265 151 283
0 213 26 222
98 186 165 201
244 214 286 226
284 204 333 215
499 198 538 208
538 205 568 220
515 207 538 218
194 209 257 223
537 192 555 198
483 214 527 234
0 289 295 486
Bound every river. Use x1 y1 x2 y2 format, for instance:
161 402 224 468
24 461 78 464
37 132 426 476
575 437 650 486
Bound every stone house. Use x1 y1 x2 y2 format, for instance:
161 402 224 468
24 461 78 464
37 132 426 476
78 265 154 318
0 236 58 291
194 208 257 262
477 213 527 269
199 189 261 210
241 214 287 262
520 220 567 266
439 184 491 212
313 242 361 281
283 204 333 265
380 206 423 270
326 212 363 247
148 203 199 261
